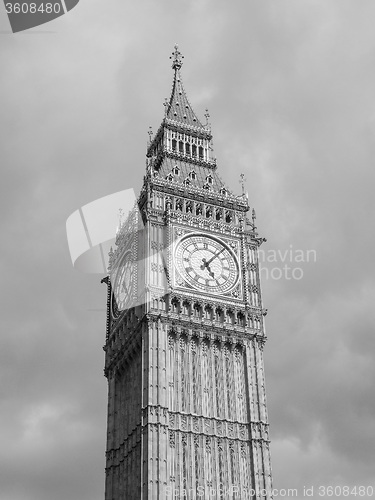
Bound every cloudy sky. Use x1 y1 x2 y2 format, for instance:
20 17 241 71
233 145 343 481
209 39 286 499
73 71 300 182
1 1 375 499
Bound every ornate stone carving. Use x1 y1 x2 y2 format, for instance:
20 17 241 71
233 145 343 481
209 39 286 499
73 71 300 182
202 341 208 356
193 417 199 432
205 436 211 454
194 435 199 448
176 276 185 286
169 431 176 448
204 418 211 433
168 335 175 349
216 421 222 436
179 336 186 351
223 344 230 358
191 338 197 353
181 415 187 430
218 438 223 452
234 346 242 362
229 240 238 253
213 342 220 357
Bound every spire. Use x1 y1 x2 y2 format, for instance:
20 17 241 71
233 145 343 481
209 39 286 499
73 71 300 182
165 45 205 129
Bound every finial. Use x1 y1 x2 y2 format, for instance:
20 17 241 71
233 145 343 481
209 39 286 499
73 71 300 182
170 44 184 70
116 208 124 235
204 108 210 128
239 173 246 196
118 208 124 225
163 97 169 115
148 126 153 144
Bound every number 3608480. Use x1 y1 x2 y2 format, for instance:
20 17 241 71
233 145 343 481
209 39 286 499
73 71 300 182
5 3 62 14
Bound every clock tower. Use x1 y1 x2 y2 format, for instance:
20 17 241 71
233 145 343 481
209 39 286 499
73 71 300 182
103 46 273 499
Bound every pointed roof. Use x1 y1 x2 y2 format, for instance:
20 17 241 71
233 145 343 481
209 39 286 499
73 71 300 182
165 45 205 130
143 47 250 212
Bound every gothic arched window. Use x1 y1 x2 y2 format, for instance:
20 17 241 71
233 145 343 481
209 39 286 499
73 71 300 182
171 298 180 314
226 309 234 324
204 305 213 320
237 312 246 327
215 307 224 323
182 301 190 316
193 303 202 319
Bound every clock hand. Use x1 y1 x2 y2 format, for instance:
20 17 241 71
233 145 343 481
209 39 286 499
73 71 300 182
205 247 225 266
206 264 215 279
200 258 215 279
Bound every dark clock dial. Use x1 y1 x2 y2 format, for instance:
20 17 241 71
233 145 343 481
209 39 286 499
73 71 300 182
174 233 239 294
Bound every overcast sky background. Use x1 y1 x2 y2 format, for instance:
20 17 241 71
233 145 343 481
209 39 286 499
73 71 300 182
1 1 375 499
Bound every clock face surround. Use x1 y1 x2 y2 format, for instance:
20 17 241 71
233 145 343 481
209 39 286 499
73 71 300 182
174 233 239 295
111 251 134 315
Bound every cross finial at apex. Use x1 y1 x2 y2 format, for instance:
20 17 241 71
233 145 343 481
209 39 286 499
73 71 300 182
170 44 184 70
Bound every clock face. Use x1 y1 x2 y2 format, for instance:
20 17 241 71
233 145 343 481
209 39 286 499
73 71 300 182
174 233 239 294
111 251 134 315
